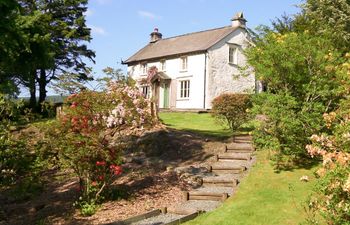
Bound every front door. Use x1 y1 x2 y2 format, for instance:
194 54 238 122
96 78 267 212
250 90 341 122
163 82 169 108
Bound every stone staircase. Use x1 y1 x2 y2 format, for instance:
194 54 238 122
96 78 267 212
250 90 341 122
106 135 255 225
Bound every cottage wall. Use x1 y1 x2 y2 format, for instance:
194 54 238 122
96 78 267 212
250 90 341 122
127 53 206 109
206 28 255 108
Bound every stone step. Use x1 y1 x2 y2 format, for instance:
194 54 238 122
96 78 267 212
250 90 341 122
225 143 253 151
183 187 232 202
233 135 253 141
225 148 255 153
215 153 252 162
202 176 238 187
207 164 246 174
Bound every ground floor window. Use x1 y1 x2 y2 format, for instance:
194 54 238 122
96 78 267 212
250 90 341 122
142 86 150 98
179 80 190 98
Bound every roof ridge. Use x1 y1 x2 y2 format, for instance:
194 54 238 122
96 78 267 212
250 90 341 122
159 25 232 41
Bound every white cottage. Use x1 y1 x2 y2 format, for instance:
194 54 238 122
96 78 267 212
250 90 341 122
124 12 257 110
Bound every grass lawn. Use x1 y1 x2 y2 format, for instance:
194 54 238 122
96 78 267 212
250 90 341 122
159 112 232 139
185 150 320 225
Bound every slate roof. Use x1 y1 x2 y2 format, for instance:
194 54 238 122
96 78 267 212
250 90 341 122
124 26 238 64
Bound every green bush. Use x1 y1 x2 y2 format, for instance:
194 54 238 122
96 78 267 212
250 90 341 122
0 93 47 199
250 92 324 167
246 32 350 168
211 93 251 132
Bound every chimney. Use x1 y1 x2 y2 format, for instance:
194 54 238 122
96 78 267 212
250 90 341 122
150 28 162 43
231 12 247 28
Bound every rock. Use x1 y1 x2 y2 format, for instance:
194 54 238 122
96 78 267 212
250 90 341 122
166 166 174 172
300 175 309 182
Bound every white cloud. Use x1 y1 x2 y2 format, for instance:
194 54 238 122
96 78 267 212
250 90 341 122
84 9 94 17
138 10 161 20
89 25 107 36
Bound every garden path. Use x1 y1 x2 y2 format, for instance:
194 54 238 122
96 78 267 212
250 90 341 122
107 134 255 225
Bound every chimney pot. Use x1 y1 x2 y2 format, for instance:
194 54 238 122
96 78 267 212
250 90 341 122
231 12 247 28
150 28 162 43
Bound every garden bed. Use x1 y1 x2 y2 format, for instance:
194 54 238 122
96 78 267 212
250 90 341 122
0 126 229 225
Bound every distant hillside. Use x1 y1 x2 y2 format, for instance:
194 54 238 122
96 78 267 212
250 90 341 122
18 95 67 104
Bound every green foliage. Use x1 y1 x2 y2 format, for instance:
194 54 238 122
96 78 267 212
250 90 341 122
247 31 350 167
76 200 98 217
0 93 47 198
211 94 251 132
248 32 347 102
303 0 350 52
0 0 95 105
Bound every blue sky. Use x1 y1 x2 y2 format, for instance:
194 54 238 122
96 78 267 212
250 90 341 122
21 0 302 96
86 0 302 76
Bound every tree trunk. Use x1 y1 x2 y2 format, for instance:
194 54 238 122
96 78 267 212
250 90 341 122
29 70 37 110
38 69 47 104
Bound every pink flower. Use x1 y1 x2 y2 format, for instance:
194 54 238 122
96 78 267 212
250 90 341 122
70 102 78 108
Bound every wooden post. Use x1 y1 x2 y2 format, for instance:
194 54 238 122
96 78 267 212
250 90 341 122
214 154 219 162
221 193 228 202
183 191 189 201
206 165 212 172
161 207 167 214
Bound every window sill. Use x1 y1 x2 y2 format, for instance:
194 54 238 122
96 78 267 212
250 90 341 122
179 70 188 73
176 98 190 101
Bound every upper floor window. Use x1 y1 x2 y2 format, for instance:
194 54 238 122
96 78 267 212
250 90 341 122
179 80 190 98
180 57 188 71
141 63 147 74
160 60 166 71
229 46 238 65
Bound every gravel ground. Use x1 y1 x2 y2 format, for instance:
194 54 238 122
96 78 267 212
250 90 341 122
131 213 184 225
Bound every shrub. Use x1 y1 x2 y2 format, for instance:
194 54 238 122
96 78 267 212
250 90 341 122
211 93 251 132
306 98 350 224
46 81 157 215
246 32 350 167
0 93 45 199
250 92 325 167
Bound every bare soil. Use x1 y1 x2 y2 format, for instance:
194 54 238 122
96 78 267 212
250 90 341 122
0 128 229 225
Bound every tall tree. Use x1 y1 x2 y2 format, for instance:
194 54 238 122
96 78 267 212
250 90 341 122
303 0 350 52
35 0 95 104
0 0 21 96
2 0 94 108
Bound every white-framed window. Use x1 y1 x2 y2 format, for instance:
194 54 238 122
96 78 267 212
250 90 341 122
229 46 238 65
160 60 166 71
141 63 147 74
179 80 190 98
180 57 188 71
142 85 150 98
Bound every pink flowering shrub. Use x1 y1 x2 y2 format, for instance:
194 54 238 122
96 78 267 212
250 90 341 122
306 99 350 224
53 81 156 215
